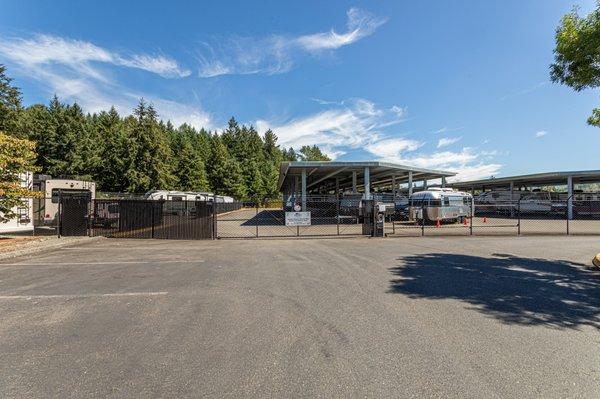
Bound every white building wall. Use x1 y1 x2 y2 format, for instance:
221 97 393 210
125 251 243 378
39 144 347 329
0 172 34 233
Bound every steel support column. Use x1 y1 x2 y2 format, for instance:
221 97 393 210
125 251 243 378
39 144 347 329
364 167 371 199
567 175 573 220
301 169 307 211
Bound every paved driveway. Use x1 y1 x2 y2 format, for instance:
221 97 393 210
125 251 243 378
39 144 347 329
0 236 599 398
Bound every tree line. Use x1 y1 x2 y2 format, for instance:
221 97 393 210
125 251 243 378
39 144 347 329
0 65 330 200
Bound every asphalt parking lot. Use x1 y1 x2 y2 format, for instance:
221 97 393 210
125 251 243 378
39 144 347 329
1 236 599 398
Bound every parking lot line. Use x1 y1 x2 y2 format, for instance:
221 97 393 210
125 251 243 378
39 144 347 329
0 260 204 266
0 291 168 300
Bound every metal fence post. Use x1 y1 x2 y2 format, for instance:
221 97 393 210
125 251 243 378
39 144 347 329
151 201 155 239
256 202 259 238
566 195 571 236
470 197 474 236
57 191 62 238
336 198 340 236
213 194 218 239
421 205 425 237
88 198 92 237
517 199 521 236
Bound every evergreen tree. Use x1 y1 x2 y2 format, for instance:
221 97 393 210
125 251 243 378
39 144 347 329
175 133 209 191
0 65 23 137
20 103 57 173
96 107 127 191
282 147 298 161
125 100 176 193
298 145 331 161
207 134 246 199
262 129 283 199
0 65 334 196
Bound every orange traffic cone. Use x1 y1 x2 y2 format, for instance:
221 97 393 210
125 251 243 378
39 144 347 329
463 217 469 226
483 217 487 224
436 218 441 228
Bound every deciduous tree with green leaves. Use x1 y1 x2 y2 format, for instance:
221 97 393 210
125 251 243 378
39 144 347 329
551 3 600 126
0 131 40 223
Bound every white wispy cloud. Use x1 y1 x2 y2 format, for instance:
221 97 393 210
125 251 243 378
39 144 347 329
0 34 190 78
256 98 405 158
367 145 502 182
500 81 547 101
390 105 407 117
437 136 462 148
197 8 386 77
432 126 463 134
0 33 212 128
118 54 191 78
365 138 423 160
535 130 547 138
258 96 502 181
296 8 387 52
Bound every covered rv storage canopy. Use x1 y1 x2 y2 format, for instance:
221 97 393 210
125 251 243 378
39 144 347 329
278 161 455 210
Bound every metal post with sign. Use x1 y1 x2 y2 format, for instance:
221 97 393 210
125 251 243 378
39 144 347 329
286 210 311 227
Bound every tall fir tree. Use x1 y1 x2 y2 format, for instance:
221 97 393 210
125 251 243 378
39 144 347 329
262 129 283 199
174 133 209 191
20 103 57 173
0 65 23 137
207 134 246 199
96 107 128 191
125 100 176 193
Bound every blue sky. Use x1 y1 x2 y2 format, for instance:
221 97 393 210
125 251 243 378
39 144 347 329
0 0 598 182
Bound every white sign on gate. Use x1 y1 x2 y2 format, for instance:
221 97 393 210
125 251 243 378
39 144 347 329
285 211 311 226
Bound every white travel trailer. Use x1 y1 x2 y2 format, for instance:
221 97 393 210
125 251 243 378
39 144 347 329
409 188 473 223
143 190 234 215
0 172 34 234
33 176 96 225
144 190 212 202
144 190 234 203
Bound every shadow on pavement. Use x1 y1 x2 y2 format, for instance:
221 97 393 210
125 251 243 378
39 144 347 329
389 253 600 329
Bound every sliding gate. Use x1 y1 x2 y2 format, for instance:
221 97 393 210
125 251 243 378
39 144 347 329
215 199 373 238
58 197 376 240
91 200 215 239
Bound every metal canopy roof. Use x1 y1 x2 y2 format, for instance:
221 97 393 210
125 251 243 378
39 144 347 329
278 161 455 193
447 170 600 190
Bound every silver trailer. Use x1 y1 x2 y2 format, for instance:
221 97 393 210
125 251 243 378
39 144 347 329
409 188 473 223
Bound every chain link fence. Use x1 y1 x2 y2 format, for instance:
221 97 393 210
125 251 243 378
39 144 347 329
387 196 600 237
215 197 366 238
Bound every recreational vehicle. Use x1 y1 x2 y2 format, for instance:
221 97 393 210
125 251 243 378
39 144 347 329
409 188 473 223
143 190 234 215
572 192 600 217
0 172 34 234
143 190 234 203
32 176 96 225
